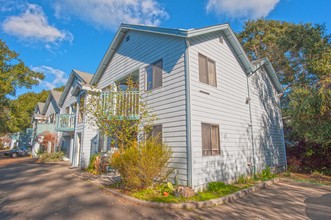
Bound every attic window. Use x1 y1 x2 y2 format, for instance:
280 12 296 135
126 35 130 42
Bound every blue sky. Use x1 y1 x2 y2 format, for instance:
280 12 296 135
1 0 330 97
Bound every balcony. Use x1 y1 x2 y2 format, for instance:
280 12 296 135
101 90 139 120
36 123 55 136
55 114 75 132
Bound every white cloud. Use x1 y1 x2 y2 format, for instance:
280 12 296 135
206 0 279 19
32 66 68 90
53 0 169 30
2 3 73 45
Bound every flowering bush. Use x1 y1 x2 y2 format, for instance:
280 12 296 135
111 137 172 190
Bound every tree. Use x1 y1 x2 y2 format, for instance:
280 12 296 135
0 40 44 133
286 76 331 145
237 19 330 94
8 90 49 132
238 19 331 169
84 78 156 149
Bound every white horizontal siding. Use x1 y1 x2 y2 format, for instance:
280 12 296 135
189 31 252 189
59 77 79 165
97 30 188 185
189 31 285 189
45 98 60 117
249 69 286 171
61 79 79 113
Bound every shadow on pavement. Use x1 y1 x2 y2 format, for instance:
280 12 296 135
305 193 331 220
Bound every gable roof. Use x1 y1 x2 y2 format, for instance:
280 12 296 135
51 90 62 103
74 69 94 84
58 69 94 107
42 90 63 115
90 23 283 93
36 102 45 114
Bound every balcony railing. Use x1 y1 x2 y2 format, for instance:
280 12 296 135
55 114 75 132
36 123 55 136
101 90 139 120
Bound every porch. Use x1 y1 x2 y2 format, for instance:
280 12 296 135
100 90 140 120
55 114 75 132
36 123 55 136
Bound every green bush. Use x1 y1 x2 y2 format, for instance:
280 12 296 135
111 137 172 190
255 166 276 180
87 154 102 174
39 151 64 162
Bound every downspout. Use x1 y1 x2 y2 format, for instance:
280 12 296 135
185 38 192 187
278 96 288 170
246 74 256 177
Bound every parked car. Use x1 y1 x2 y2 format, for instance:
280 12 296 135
3 147 31 158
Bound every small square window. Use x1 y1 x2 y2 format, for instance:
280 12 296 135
146 59 163 91
201 123 220 156
126 35 130 42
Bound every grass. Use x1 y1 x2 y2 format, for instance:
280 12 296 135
111 167 278 203
130 183 243 203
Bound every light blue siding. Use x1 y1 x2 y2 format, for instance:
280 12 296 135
248 69 286 171
98 30 188 185
188 31 285 189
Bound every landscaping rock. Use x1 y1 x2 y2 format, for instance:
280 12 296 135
177 186 195 198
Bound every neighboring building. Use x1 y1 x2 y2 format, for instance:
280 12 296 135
85 23 286 189
31 102 46 137
56 69 96 167
31 90 62 155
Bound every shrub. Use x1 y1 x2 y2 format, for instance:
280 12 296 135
237 175 250 185
310 170 324 182
255 166 276 180
111 137 172 190
39 151 64 162
87 154 102 174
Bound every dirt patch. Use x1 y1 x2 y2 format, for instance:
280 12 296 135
280 172 331 186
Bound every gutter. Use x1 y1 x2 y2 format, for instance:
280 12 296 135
185 38 192 187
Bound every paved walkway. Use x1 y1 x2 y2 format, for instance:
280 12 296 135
0 158 330 220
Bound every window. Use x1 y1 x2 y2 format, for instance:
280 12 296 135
199 54 217 86
201 123 220 156
146 124 162 141
146 59 163 91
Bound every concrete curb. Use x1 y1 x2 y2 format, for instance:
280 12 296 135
101 178 280 209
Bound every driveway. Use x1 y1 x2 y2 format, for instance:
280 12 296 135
0 158 330 220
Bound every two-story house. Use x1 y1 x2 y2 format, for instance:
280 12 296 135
56 69 97 167
84 23 286 190
31 90 62 155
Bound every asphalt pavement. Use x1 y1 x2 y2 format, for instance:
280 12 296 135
0 157 330 220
